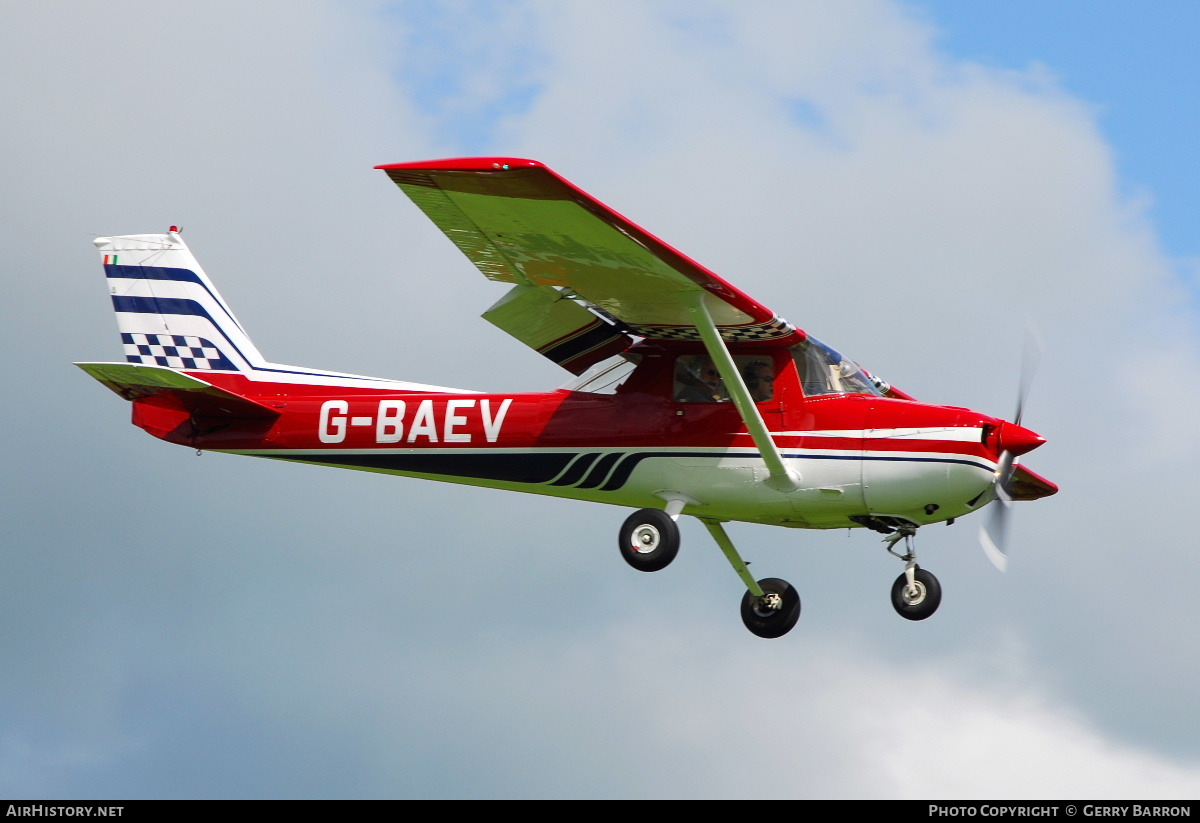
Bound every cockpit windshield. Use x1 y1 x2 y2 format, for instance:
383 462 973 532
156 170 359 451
791 336 884 397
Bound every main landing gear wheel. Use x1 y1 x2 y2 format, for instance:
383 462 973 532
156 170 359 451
891 567 941 621
619 508 680 572
740 577 801 638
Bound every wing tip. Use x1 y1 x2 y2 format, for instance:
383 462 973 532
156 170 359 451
374 157 544 172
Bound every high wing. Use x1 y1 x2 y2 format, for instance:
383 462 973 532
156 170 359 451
377 157 802 373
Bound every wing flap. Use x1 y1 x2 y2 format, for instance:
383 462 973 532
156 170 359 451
482 285 632 375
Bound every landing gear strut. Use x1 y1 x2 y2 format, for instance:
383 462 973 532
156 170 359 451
702 519 801 638
884 526 941 621
617 508 804 637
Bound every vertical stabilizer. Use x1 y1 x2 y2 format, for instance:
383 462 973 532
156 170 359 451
96 230 266 372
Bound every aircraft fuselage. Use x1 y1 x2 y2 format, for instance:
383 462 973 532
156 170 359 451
129 341 1019 530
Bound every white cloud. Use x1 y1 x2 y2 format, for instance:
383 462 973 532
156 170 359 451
298 623 1200 797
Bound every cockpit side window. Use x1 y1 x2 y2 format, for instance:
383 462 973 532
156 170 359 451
674 355 777 403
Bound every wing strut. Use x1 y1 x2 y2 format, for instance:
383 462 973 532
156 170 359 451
684 294 801 491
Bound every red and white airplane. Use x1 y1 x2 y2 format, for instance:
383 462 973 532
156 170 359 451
78 157 1055 638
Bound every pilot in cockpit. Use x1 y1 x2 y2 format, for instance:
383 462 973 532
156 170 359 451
675 356 728 403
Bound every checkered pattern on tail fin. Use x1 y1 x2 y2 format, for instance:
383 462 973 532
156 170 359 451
121 333 237 371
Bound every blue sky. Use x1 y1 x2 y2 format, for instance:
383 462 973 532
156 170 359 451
919 0 1200 262
2 0 1199 799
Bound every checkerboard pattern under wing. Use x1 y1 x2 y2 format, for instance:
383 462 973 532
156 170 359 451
625 316 796 342
121 333 237 370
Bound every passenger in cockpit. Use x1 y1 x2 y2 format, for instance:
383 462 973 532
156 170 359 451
744 360 775 402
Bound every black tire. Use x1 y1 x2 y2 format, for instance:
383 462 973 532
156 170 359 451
891 567 942 620
618 508 680 572
740 577 801 638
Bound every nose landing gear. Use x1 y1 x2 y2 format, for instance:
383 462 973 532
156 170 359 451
884 526 941 621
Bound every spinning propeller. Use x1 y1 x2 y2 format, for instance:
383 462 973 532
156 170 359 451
979 335 1045 572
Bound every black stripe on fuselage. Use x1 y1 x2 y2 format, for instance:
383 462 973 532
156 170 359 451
262 449 992 490
549 452 601 486
271 451 576 484
575 452 623 489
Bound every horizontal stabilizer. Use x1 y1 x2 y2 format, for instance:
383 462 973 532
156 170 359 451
75 362 279 420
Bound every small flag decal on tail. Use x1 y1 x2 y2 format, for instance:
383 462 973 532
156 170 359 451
103 254 118 265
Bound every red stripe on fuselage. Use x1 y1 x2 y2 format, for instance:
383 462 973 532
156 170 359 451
161 372 1002 467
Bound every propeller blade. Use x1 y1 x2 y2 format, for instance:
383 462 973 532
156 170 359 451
1014 324 1043 426
979 458 1014 572
981 325 1042 571
979 520 1008 572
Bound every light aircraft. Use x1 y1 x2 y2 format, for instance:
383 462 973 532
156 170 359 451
78 157 1055 638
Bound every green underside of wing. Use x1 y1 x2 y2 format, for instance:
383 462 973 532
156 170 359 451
396 173 751 328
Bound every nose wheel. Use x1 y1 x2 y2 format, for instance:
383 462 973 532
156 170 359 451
891 566 941 620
